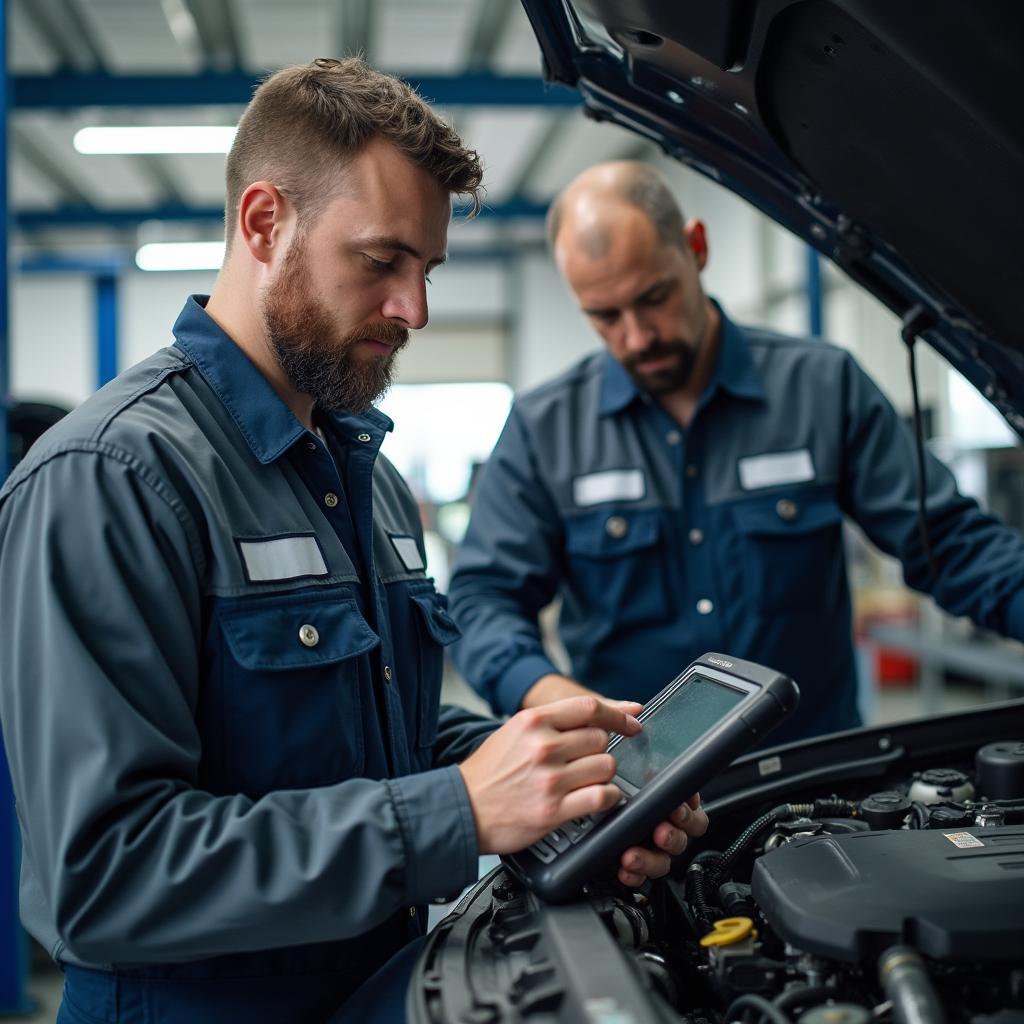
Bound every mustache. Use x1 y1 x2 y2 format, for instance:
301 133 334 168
347 322 409 349
622 338 688 369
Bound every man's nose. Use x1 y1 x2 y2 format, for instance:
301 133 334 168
621 309 655 352
381 276 429 331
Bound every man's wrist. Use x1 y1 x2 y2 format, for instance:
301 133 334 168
521 673 591 708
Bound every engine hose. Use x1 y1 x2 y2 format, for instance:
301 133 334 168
724 992 794 1024
878 946 946 1024
686 853 724 929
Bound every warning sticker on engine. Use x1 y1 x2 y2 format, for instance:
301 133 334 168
942 831 984 848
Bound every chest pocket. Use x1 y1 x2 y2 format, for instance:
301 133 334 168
213 589 379 797
563 507 675 628
732 492 844 613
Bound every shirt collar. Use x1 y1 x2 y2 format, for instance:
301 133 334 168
597 299 765 416
171 295 392 464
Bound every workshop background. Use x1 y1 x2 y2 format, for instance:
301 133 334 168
1 0 1022 1016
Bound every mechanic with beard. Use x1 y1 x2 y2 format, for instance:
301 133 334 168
0 67 709 1024
448 161 1024 745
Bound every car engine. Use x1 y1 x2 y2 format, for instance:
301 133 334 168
411 706 1024 1024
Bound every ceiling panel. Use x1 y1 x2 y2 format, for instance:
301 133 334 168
491 4 544 74
374 0 477 73
161 152 230 206
10 153 64 209
237 0 335 72
458 108 552 202
9 2 61 73
523 117 642 201
78 0 199 72
18 112 162 209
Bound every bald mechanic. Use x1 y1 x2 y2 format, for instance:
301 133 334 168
448 161 1024 744
0 71 707 1024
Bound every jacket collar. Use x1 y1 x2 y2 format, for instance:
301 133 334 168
598 300 766 416
171 295 392 464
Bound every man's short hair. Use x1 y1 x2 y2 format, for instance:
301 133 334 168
225 57 483 247
546 162 685 252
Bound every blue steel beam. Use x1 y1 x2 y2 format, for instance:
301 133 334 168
12 71 582 109
96 275 119 387
15 196 550 232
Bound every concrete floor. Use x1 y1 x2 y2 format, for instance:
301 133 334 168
11 677 1015 1022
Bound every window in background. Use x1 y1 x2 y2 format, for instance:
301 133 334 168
377 382 514 589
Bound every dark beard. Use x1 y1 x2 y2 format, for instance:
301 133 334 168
262 247 408 414
623 337 697 394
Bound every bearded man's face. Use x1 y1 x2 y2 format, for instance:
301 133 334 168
262 236 408 414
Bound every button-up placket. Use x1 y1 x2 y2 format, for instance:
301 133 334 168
326 414 415 776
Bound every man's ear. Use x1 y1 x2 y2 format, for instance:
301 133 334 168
237 181 291 265
684 218 708 271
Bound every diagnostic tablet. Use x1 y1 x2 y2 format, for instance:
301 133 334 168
502 652 799 903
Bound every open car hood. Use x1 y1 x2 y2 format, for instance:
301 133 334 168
520 0 1024 437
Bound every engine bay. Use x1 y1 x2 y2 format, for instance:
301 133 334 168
411 703 1024 1024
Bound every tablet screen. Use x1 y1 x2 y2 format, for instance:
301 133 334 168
612 674 747 788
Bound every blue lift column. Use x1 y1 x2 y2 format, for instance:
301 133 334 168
96 273 118 387
0 0 32 1013
806 245 824 339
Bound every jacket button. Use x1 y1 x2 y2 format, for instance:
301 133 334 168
666 430 682 445
776 499 798 521
383 665 393 682
605 515 628 539
357 433 372 443
696 599 714 615
409 906 417 918
324 492 339 508
688 528 704 545
685 464 699 479
298 624 320 647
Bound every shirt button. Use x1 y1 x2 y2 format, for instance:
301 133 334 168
324 492 339 508
696 599 714 615
298 624 320 647
776 499 798 521
666 430 682 446
685 464 699 479
688 528 704 545
357 433 372 443
383 665 393 682
605 515 629 539
305 441 317 451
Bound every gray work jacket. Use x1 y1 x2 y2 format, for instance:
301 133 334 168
0 297 493 1005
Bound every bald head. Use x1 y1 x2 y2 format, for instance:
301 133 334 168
546 161 686 258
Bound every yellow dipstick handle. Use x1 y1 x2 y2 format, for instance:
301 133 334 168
699 916 757 947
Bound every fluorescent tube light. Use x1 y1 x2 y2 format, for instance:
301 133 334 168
74 126 236 154
136 241 225 272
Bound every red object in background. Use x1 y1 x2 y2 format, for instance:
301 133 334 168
875 648 918 687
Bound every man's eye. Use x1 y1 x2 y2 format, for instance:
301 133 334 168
592 311 619 325
363 255 393 272
641 288 669 306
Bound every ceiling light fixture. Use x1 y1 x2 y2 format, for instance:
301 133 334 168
135 241 225 272
74 126 236 155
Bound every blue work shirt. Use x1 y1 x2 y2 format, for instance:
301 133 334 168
0 296 495 1022
449 307 1024 745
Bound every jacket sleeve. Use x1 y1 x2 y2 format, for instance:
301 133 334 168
839 353 1024 639
0 447 479 967
432 705 500 766
447 405 567 715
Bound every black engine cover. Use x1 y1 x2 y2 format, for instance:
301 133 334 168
751 826 1024 962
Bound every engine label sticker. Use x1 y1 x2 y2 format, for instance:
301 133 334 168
943 831 984 848
758 755 782 777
